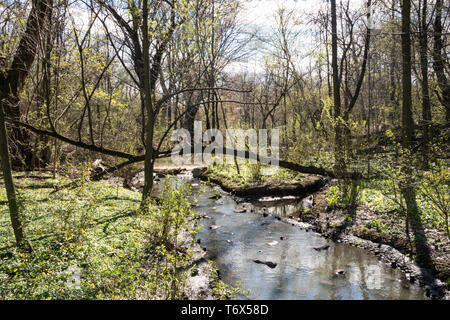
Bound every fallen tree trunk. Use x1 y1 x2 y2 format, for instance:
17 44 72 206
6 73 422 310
91 146 361 181
10 120 361 181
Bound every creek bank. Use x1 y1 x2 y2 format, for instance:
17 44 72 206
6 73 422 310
197 170 326 198
98 168 228 300
295 188 450 299
105 167 449 299
166 229 219 300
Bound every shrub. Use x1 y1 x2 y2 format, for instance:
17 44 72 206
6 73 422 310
365 219 387 233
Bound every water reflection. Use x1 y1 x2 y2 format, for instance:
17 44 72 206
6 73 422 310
153 175 426 300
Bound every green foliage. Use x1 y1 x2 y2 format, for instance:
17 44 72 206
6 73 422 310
208 261 249 300
144 177 199 299
248 162 262 183
366 137 417 217
416 161 450 237
209 163 305 186
0 173 198 299
326 186 342 208
359 179 402 214
365 219 387 233
326 182 361 210
271 168 305 184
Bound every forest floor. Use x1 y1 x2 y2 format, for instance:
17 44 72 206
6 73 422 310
201 165 450 299
0 171 234 300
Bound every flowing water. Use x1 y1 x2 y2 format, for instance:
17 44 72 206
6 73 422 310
152 171 426 300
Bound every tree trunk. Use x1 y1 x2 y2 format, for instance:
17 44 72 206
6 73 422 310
401 0 424 259
0 102 30 249
0 0 52 170
141 0 154 204
433 0 450 122
330 0 345 173
401 0 415 151
419 0 432 167
390 0 398 124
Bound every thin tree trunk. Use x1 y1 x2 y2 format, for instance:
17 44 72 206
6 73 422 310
401 1 425 263
390 0 398 124
331 0 345 173
419 0 431 168
433 0 450 122
401 0 415 151
142 0 154 204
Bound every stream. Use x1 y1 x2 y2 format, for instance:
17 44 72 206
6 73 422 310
150 170 427 300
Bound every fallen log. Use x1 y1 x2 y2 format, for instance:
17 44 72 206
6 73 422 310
9 120 361 180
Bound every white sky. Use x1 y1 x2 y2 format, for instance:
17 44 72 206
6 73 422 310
239 0 367 29
226 0 370 74
239 0 325 29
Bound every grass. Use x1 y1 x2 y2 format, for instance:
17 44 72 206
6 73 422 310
0 169 204 299
357 175 449 235
0 171 243 300
0 172 153 299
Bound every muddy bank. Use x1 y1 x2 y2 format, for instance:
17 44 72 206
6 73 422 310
167 229 219 300
197 170 326 198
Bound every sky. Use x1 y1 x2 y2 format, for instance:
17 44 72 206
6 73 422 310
226 0 328 74
226 0 371 74
64 0 371 75
239 0 368 29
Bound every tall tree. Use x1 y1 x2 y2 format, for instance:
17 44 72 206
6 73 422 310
0 0 52 169
141 0 155 203
330 0 372 173
419 0 432 167
432 0 450 122
0 101 29 249
330 0 344 172
0 0 51 249
400 0 420 237
98 0 178 204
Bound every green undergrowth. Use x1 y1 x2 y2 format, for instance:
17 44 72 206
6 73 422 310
324 159 450 238
0 172 147 299
0 171 234 299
